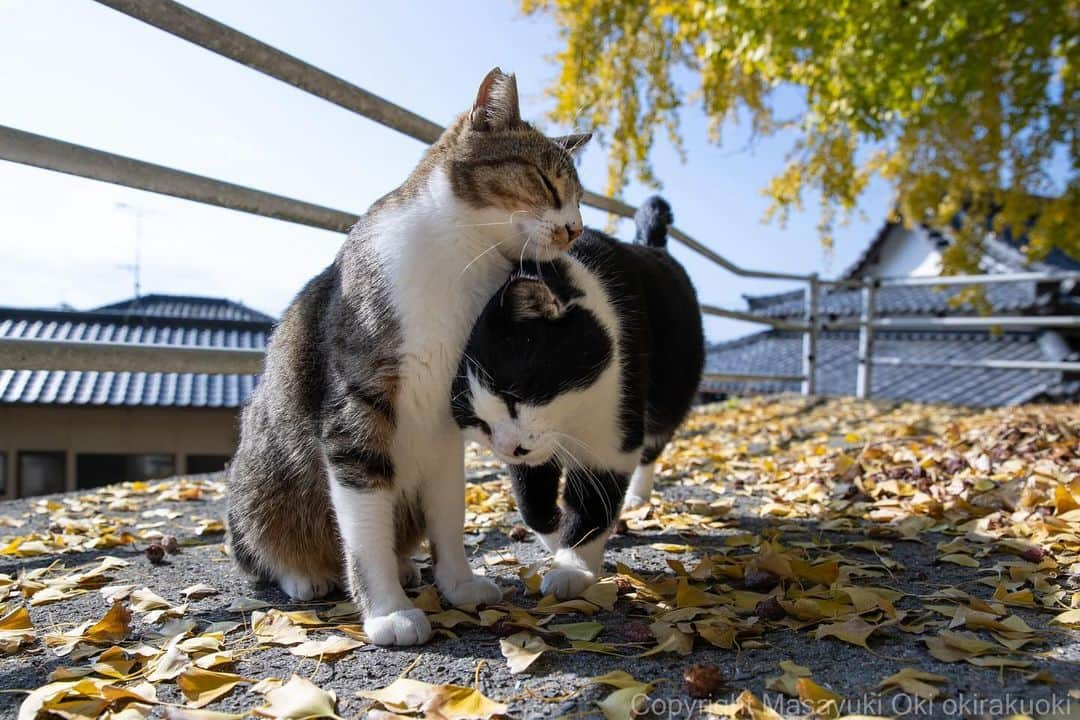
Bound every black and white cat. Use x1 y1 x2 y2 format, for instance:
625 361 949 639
452 197 705 598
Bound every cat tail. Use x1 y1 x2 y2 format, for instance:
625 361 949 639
634 195 674 249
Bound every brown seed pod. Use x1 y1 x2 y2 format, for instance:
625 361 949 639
620 621 653 643
683 663 725 698
743 568 780 592
755 596 786 621
145 543 165 564
161 535 179 554
1020 546 1045 563
507 524 530 542
612 518 630 536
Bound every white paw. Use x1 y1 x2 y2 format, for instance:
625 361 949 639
441 575 502 607
363 608 432 646
622 494 649 511
278 572 336 601
398 558 421 587
541 566 596 600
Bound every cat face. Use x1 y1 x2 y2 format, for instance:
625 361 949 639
453 272 613 466
445 69 591 262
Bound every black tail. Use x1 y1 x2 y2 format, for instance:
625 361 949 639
634 195 674 248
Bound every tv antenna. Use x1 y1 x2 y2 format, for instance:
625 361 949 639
115 202 155 299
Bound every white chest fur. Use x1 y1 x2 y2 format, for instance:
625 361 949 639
373 170 512 445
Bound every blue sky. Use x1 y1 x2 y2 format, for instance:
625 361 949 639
0 0 892 340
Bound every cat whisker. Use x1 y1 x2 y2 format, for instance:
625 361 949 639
457 240 506 279
454 209 536 229
556 442 613 526
550 431 597 455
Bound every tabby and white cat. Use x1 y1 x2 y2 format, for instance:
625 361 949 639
452 197 705 599
227 68 590 646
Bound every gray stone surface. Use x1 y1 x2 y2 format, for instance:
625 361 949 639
1 460 1077 720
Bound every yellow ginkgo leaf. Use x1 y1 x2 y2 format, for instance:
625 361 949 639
938 554 980 568
583 579 619 610
796 678 842 719
358 677 505 720
180 584 219 600
812 617 878 648
164 708 245 720
289 634 364 658
177 667 249 708
591 671 650 689
1049 608 1080 627
765 660 812 697
252 610 309 646
255 675 340 719
83 602 131 645
549 621 604 641
877 668 948 700
499 631 551 674
705 689 784 719
130 588 171 613
597 684 650 720
0 606 35 654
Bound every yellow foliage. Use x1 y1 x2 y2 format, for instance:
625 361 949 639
523 0 1078 268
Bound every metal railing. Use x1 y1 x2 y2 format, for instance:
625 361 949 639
0 0 819 388
849 272 1080 398
1 0 1078 400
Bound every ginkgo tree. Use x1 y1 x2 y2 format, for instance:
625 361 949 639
522 0 1078 271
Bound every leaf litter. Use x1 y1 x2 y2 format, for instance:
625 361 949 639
0 397 1076 718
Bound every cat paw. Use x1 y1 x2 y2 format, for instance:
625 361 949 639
398 557 421 587
278 572 336 601
541 566 595 600
364 608 432 646
441 575 502 607
622 493 649 511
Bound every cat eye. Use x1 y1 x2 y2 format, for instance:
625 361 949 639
535 168 561 209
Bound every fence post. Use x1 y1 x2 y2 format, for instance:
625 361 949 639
856 277 876 399
801 273 819 396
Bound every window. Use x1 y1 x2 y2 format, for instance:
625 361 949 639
19 452 66 498
76 453 176 490
187 455 231 475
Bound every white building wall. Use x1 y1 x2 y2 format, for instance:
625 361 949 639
864 225 942 278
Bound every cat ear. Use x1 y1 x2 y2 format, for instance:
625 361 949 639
470 67 522 131
549 133 592 156
503 278 562 321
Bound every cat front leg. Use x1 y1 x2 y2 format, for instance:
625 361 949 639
326 466 431 646
424 433 502 607
508 460 562 551
543 467 629 599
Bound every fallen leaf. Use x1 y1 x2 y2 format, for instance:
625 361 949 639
499 631 551 674
796 678 841 719
177 667 249 708
255 675 340 719
180 584 219 600
878 668 948 700
290 635 364 658
84 602 131 645
358 677 505 720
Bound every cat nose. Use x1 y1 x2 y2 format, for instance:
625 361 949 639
513 445 530 457
566 223 582 241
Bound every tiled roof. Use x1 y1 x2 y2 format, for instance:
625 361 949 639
93 294 276 323
0 295 274 408
840 217 1079 281
745 281 1055 319
705 329 1079 406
